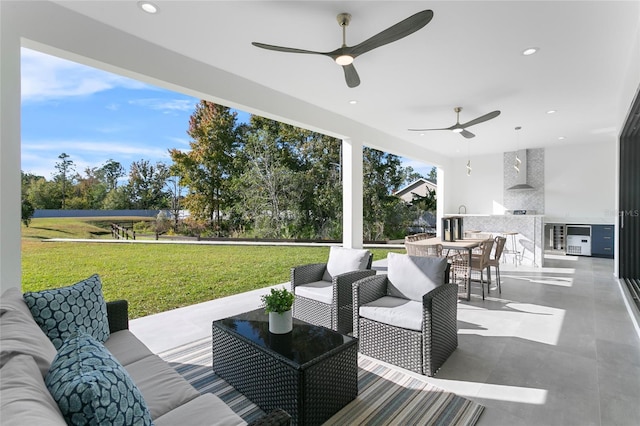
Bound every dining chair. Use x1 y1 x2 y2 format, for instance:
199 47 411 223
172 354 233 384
405 241 443 257
486 236 507 294
452 238 494 299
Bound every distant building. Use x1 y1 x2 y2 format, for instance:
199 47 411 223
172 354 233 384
394 178 438 235
394 178 437 203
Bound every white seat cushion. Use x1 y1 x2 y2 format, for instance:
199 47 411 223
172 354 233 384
124 354 200 420
104 330 155 367
154 393 246 426
359 296 423 331
294 280 333 305
323 246 371 281
387 253 448 301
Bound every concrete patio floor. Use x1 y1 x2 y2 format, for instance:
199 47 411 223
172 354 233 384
131 254 640 426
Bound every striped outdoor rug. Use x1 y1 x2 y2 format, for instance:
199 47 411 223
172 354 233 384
158 337 484 425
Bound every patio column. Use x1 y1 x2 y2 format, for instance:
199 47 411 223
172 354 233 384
0 2 22 294
342 138 364 249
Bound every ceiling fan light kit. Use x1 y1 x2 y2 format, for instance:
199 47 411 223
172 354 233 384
252 9 434 88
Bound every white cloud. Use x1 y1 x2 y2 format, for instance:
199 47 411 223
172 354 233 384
400 157 435 176
128 98 197 113
21 48 149 102
22 139 174 178
166 136 191 147
23 139 170 160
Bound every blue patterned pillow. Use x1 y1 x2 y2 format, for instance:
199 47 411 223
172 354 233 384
23 274 110 350
45 332 154 426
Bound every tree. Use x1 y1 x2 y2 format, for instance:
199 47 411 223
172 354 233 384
291 127 342 239
362 148 408 241
409 187 437 233
26 177 61 209
234 120 301 238
126 160 170 209
428 166 437 183
97 159 125 191
21 199 35 227
170 101 239 234
165 175 185 230
102 186 132 210
54 153 75 209
67 167 107 209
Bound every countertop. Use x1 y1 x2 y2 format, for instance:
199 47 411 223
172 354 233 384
444 214 545 217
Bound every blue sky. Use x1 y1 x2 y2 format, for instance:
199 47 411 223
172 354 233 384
21 48 431 181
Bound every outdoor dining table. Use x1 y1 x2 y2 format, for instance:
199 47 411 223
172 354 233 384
411 238 486 301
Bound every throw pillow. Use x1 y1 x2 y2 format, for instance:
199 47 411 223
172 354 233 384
387 252 448 301
45 332 154 426
322 246 371 281
0 355 67 426
23 274 110 350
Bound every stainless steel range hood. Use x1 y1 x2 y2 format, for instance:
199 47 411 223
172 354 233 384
507 149 535 190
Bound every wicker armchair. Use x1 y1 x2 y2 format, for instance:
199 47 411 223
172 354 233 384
353 253 457 376
291 247 375 334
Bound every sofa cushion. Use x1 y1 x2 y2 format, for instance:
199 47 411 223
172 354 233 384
104 330 155 367
323 246 371 281
387 253 448 302
294 280 333 304
45 332 153 426
0 355 67 426
154 393 246 426
359 296 423 331
23 274 110 350
124 354 200 420
0 288 58 377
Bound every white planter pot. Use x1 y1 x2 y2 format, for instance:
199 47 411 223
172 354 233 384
268 310 292 334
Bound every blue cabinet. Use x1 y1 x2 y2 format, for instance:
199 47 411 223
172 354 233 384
591 225 614 258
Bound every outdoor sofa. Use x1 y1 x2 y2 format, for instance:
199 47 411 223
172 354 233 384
0 275 290 425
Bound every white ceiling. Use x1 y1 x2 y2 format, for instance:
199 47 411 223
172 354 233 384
51 0 639 159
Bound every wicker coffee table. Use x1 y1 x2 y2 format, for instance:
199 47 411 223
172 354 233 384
212 309 358 425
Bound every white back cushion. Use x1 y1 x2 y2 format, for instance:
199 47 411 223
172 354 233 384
387 253 448 301
322 246 371 281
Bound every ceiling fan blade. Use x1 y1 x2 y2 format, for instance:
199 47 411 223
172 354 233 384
349 10 433 57
461 129 476 139
251 42 329 56
342 63 361 88
460 110 501 128
408 127 450 132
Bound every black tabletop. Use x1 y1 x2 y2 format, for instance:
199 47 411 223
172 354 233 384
213 309 356 366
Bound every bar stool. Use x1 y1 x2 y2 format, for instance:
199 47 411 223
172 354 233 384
501 232 521 266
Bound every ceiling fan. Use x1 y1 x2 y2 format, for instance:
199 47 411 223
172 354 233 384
252 10 434 88
409 107 501 139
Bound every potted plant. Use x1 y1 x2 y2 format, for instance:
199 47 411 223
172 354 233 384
261 287 294 334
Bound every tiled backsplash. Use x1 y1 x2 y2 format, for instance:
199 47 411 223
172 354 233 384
503 148 545 213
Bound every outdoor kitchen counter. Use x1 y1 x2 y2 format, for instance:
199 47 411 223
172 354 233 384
444 214 545 267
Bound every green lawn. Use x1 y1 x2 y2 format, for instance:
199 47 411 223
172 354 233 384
22 218 404 319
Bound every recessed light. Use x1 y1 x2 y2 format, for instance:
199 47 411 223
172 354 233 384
419 133 425 136
138 1 158 14
348 100 357 104
558 136 566 140
546 110 557 114
522 47 539 56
